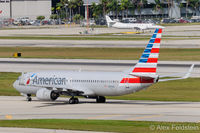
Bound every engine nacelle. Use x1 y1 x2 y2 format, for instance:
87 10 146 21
36 88 59 101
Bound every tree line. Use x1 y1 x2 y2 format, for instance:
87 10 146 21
51 0 200 21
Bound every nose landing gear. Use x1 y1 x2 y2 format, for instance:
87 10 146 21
26 94 32 101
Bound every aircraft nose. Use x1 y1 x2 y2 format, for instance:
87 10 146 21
13 80 18 89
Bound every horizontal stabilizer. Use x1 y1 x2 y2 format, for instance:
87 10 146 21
129 73 158 79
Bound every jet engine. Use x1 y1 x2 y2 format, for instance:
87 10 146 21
36 88 59 101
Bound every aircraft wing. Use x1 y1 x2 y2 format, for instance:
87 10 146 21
36 85 94 96
158 64 194 82
64 87 94 96
134 27 146 30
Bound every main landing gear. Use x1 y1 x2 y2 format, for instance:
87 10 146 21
68 96 106 104
96 96 106 103
69 97 79 104
26 94 32 102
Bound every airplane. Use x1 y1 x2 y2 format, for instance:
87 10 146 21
106 15 165 30
13 29 194 104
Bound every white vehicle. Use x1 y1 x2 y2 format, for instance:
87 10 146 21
106 15 165 30
13 29 193 104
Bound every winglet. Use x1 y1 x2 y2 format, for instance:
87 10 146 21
183 64 194 79
158 64 194 82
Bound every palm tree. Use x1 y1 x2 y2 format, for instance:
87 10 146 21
55 0 68 19
135 0 147 19
76 0 84 15
100 0 108 17
163 0 173 18
68 0 77 20
90 2 103 19
186 0 191 18
120 0 132 18
56 3 62 19
107 0 120 18
190 0 200 16
153 0 162 18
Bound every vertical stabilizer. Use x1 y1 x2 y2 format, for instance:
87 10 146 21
130 29 162 75
105 15 116 27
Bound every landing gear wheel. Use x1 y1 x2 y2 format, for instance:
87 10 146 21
74 98 79 104
26 94 32 102
69 97 79 104
27 97 32 101
96 96 106 103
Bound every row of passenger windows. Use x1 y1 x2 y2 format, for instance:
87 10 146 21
70 79 119 83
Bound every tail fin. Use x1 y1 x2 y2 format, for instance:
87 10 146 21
130 29 162 76
105 15 116 27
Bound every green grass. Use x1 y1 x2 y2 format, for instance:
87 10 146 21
1 72 200 101
0 119 199 133
0 47 200 61
0 72 20 96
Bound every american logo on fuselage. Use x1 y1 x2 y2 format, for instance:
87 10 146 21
30 76 66 85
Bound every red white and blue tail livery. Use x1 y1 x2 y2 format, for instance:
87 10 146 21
120 29 162 93
13 29 194 104
132 28 162 75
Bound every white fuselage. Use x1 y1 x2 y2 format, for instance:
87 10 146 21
111 22 164 30
13 71 154 96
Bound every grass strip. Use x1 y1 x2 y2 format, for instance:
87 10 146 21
0 47 200 61
0 72 20 96
0 119 199 133
1 72 200 102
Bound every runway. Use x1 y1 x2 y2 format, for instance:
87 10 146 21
0 96 200 123
0 58 199 77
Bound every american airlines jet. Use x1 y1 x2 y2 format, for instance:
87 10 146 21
106 15 165 30
13 29 193 104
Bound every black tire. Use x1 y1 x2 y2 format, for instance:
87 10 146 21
96 96 106 103
27 97 32 102
74 98 79 104
69 98 75 104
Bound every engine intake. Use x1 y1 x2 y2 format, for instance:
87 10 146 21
36 88 59 101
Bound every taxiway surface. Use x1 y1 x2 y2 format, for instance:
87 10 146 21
0 96 200 123
0 127 106 133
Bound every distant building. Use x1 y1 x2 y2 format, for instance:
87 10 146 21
0 0 51 20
